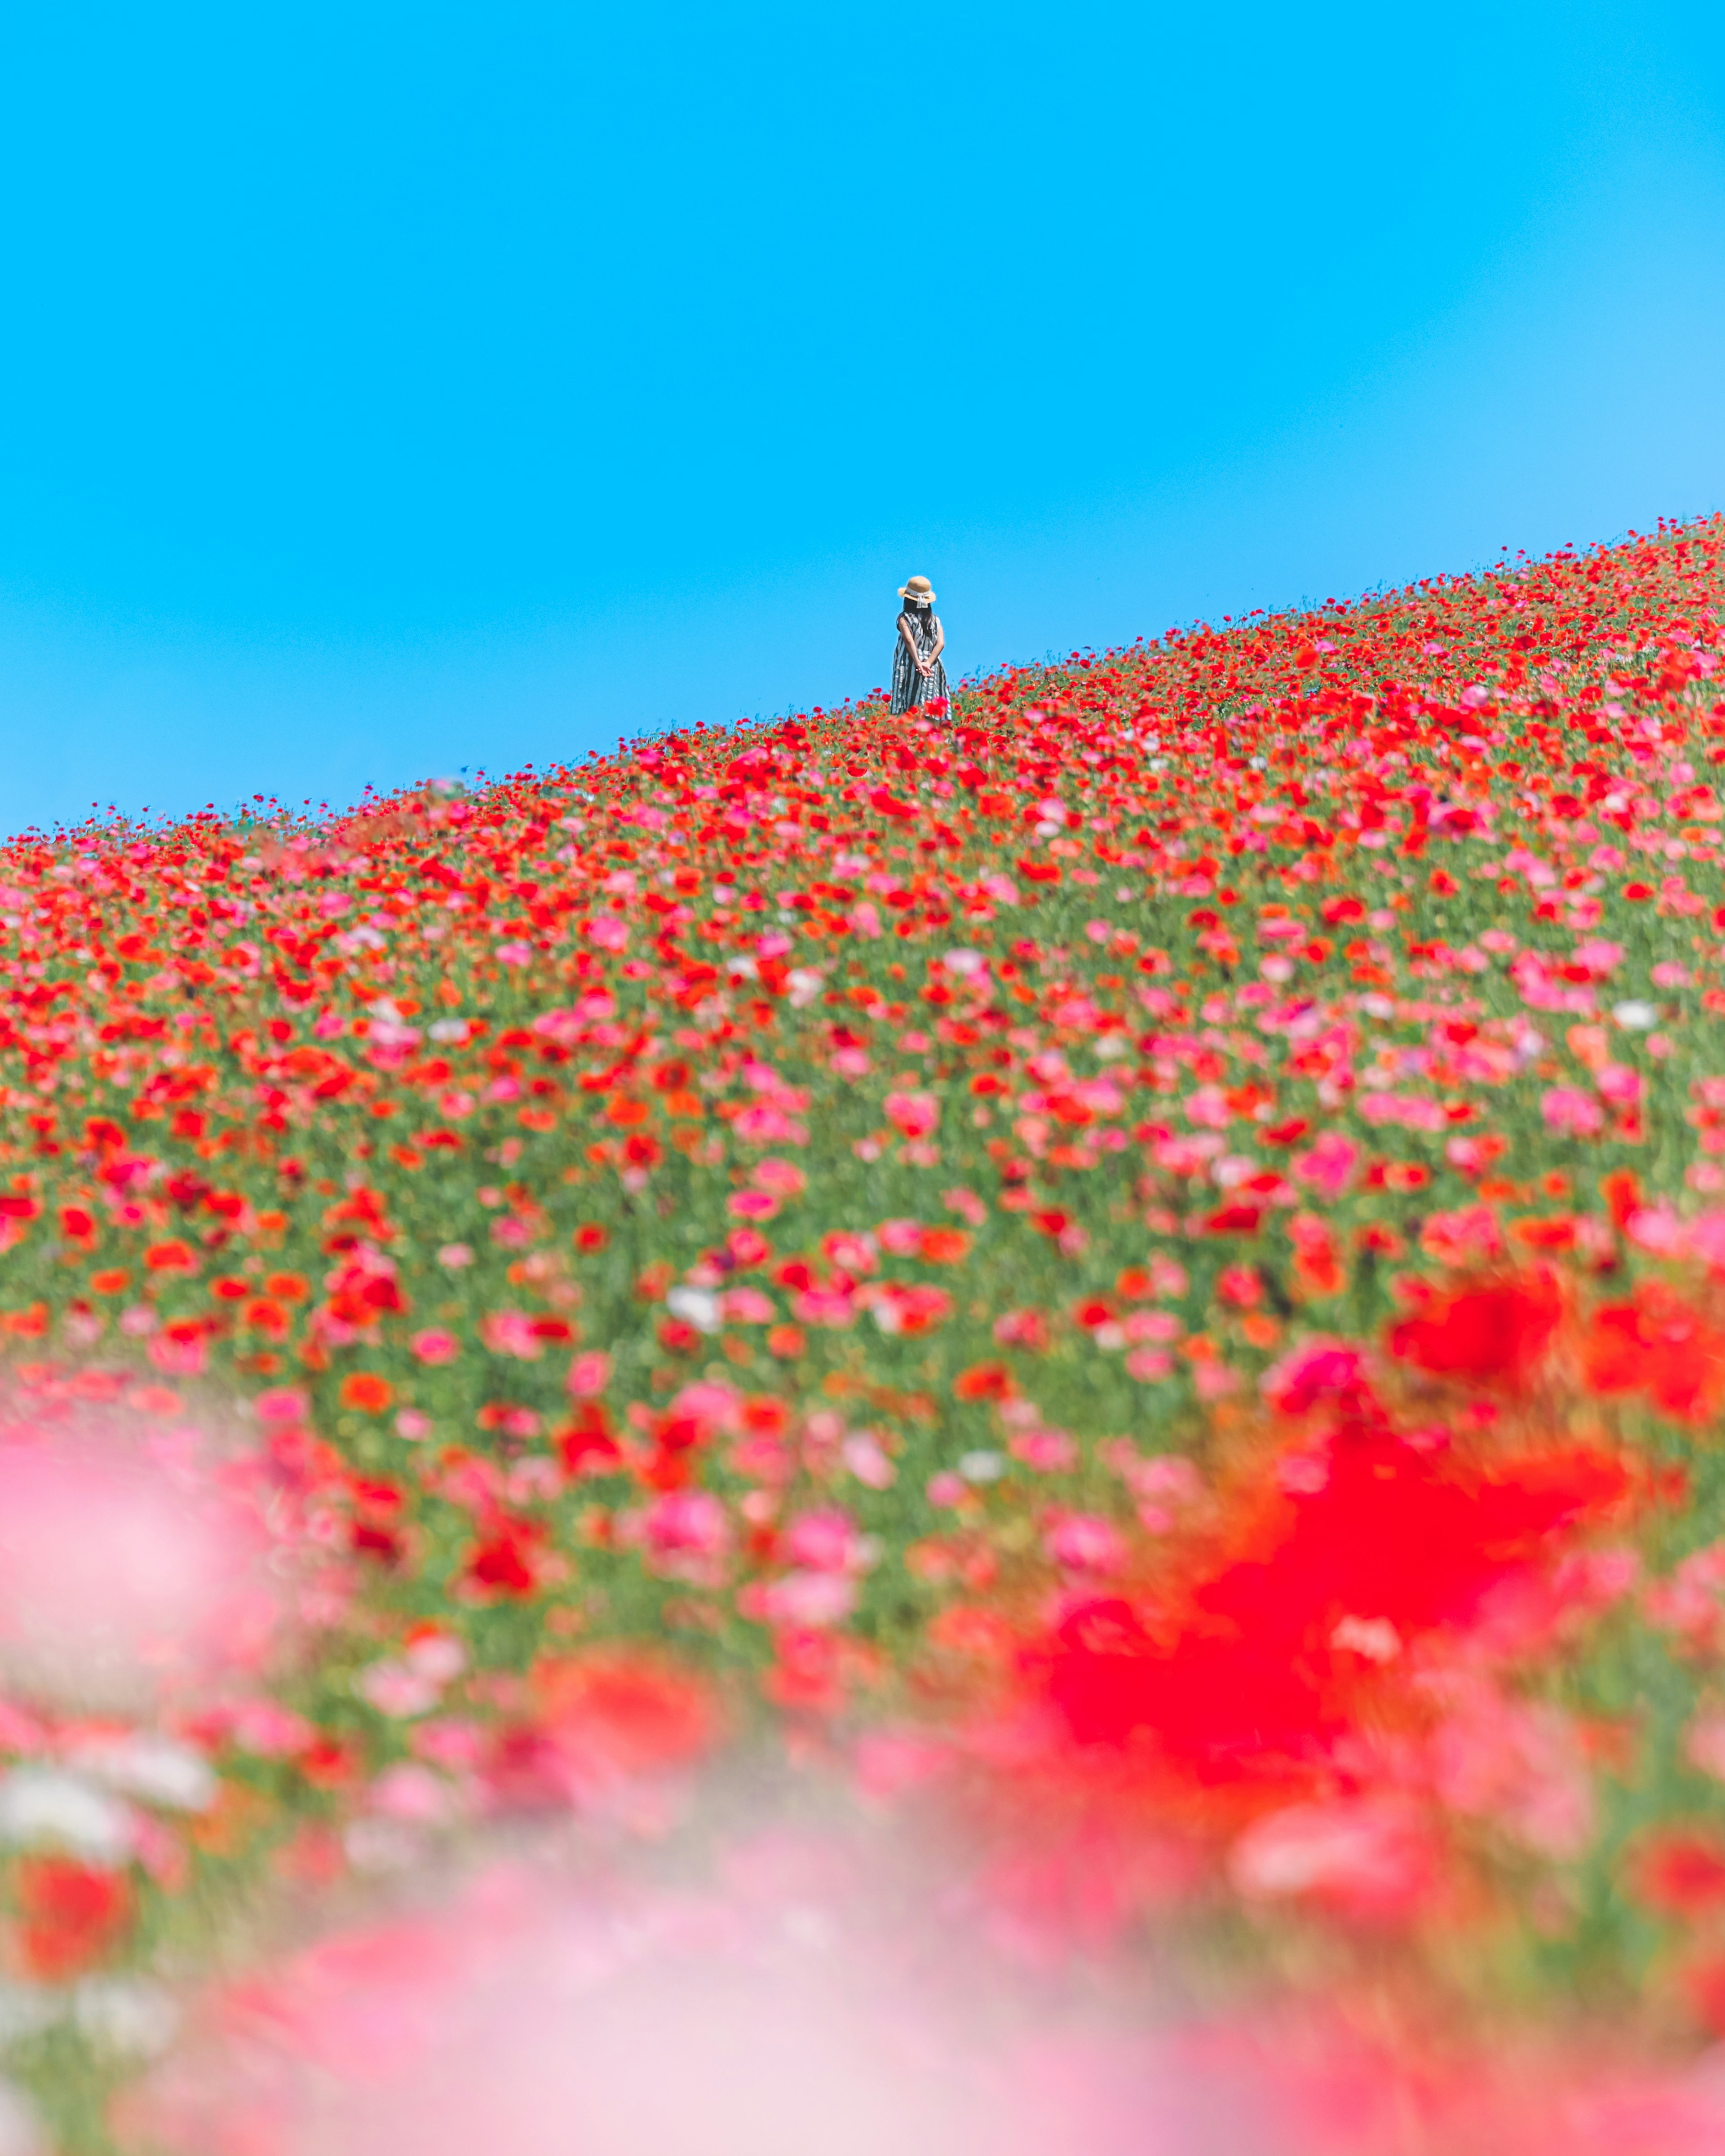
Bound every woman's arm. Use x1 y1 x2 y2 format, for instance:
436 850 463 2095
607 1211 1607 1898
929 616 945 663
899 612 934 676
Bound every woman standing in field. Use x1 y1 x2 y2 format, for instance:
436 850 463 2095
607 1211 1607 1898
890 575 951 717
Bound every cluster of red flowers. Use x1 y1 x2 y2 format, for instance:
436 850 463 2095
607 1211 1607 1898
4 518 1725 2146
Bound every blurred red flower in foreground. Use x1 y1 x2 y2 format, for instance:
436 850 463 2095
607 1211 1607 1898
1386 1268 1563 1387
1036 1428 1627 1793
15 1856 133 1981
1582 1286 1725 1423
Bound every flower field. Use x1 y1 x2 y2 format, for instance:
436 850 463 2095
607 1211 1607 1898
7 520 1725 2147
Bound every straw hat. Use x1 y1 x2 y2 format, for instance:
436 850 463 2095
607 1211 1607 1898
898 575 936 605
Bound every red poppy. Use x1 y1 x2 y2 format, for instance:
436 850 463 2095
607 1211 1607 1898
339 1372 396 1413
1386 1270 1563 1387
1634 1831 1725 1914
1582 1287 1725 1422
16 1858 133 1982
954 1361 1015 1402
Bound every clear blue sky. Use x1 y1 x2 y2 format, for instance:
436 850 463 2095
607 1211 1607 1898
0 1 1721 831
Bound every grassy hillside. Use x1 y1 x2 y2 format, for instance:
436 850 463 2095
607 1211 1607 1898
9 519 1725 2148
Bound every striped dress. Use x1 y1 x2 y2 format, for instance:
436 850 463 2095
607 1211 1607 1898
890 609 951 716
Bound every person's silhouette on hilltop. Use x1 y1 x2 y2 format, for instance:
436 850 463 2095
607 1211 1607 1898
890 575 950 717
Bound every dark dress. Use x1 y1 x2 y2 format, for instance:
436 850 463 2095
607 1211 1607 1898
890 609 951 716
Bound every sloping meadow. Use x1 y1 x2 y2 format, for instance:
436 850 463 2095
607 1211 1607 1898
7 521 1725 2147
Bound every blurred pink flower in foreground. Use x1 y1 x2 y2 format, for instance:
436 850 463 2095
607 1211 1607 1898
122 1819 1725 2156
127 1833 1291 2156
0 1396 297 1713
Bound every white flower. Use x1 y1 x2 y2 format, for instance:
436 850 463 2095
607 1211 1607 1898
1612 999 1658 1030
73 1978 180 2059
1331 1615 1402 1664
0 1986 58 2046
0 1768 134 1864
958 1450 1006 1484
666 1287 721 1335
66 1732 216 1812
0 2079 40 2156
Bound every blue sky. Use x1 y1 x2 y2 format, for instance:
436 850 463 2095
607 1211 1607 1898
0 0 1721 831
